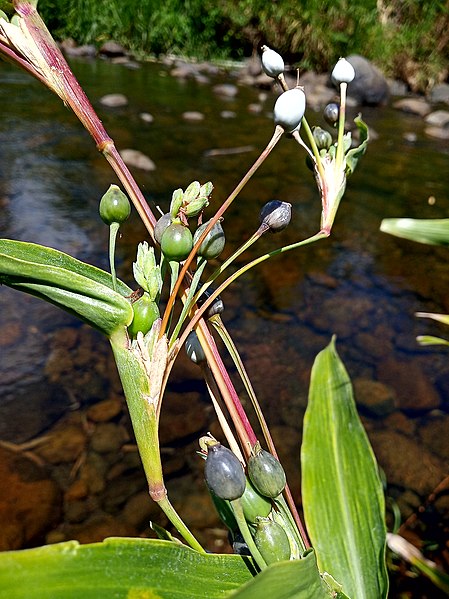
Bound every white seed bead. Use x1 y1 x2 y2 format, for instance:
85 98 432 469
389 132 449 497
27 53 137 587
273 88 306 133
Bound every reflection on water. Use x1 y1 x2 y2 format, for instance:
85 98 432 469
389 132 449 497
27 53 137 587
1 56 448 593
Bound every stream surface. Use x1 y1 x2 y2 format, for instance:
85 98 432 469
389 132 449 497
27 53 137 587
0 57 448 596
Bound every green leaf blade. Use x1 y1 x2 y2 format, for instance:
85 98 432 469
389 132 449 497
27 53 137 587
229 549 331 599
301 338 388 599
380 218 449 246
0 239 133 336
345 115 369 176
0 538 254 599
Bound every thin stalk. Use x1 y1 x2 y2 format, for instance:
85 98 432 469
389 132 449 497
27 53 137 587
202 365 245 464
210 315 310 548
157 496 205 553
178 231 328 353
298 120 326 186
169 257 207 347
335 82 348 170
159 126 285 339
191 228 265 310
231 498 267 571
196 321 257 451
168 261 180 295
108 222 119 292
210 315 271 446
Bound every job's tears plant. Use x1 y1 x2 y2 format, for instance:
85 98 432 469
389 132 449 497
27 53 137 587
0 5 388 598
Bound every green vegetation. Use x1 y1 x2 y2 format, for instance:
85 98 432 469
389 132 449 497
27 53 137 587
38 0 449 91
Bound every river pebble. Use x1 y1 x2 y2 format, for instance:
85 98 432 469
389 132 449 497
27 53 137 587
139 112 154 123
376 357 441 411
213 83 238 98
34 415 87 464
182 111 205 122
121 148 156 171
354 378 397 417
424 126 449 140
393 98 432 117
90 422 129 454
370 429 447 497
99 93 129 107
87 397 123 422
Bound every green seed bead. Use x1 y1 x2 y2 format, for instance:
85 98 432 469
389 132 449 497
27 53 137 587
127 293 159 338
254 518 291 564
248 447 286 499
161 223 193 262
99 184 131 225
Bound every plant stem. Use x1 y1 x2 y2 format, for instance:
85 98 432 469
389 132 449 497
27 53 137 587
231 498 267 571
335 82 348 170
202 366 245 464
298 119 326 186
109 222 119 292
195 322 257 451
169 258 207 347
157 496 205 554
109 328 204 552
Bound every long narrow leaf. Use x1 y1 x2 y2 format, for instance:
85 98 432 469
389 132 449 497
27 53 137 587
0 239 133 335
380 218 449 246
301 337 388 599
0 538 254 599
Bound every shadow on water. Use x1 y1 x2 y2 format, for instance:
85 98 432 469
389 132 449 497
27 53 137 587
1 57 448 596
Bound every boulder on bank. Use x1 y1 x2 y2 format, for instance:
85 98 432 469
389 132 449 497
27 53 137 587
346 55 390 106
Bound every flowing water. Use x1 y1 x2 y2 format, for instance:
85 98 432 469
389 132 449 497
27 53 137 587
0 57 448 595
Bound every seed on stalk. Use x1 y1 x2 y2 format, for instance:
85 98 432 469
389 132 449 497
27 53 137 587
204 442 246 501
254 518 291 564
331 57 355 85
260 200 292 233
185 331 206 364
273 88 306 133
261 45 284 78
193 220 226 260
99 185 131 225
248 446 286 498
323 103 340 126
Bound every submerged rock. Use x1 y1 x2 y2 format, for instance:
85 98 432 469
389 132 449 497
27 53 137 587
99 93 129 108
121 149 156 171
0 447 61 550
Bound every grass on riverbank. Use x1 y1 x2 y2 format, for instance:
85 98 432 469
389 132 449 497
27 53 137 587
38 0 449 92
